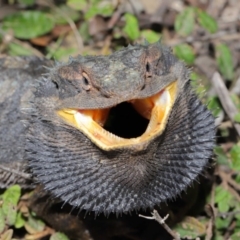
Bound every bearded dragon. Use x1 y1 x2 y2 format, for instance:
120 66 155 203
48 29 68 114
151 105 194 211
0 41 215 215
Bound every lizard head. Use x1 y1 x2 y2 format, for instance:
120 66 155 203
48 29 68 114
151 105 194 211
27 41 215 215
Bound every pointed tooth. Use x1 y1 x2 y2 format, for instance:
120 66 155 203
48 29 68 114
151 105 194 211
155 90 170 106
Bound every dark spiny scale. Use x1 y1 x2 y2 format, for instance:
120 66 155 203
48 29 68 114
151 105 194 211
27 80 215 214
0 57 52 187
0 42 215 214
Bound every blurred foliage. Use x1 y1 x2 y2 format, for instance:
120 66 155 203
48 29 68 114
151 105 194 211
173 216 206 239
123 13 140 41
174 6 217 37
2 11 55 39
174 43 195 65
0 185 69 239
175 7 195 37
216 43 234 80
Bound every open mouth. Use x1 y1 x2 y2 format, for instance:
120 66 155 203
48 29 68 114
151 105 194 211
57 81 177 151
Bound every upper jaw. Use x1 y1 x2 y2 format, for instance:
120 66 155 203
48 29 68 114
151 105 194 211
57 81 178 151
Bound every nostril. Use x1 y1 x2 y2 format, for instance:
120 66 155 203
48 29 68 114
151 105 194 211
146 62 150 72
146 62 152 78
53 81 59 89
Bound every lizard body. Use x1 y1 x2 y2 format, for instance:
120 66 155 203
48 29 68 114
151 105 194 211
0 42 215 215
0 56 50 187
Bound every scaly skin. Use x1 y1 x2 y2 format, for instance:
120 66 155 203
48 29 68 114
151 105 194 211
0 56 51 188
0 42 215 215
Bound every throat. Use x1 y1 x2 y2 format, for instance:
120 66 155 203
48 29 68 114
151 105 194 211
103 102 149 139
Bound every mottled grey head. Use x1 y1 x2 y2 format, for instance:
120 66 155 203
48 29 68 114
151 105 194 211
27 41 215 215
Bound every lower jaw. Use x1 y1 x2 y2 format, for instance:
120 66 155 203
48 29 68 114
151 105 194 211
57 81 177 151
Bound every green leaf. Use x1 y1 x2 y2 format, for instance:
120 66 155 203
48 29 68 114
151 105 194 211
173 216 205 238
48 46 78 61
25 214 45 234
215 186 229 203
174 44 195 64
67 0 88 10
2 185 20 225
190 73 207 96
175 7 195 36
2 185 21 212
15 212 26 229
230 145 240 171
234 113 240 123
230 230 240 240
221 128 230 137
235 175 240 184
214 146 229 166
215 216 231 229
218 201 230 213
123 13 140 41
18 0 35 6
78 22 90 43
212 231 224 240
190 72 199 81
215 186 233 213
0 208 5 234
84 5 98 20
216 43 234 80
236 213 240 222
52 5 80 25
207 96 221 117
84 1 114 20
50 232 70 240
8 42 34 56
2 11 54 39
197 9 218 33
5 204 17 226
231 93 240 109
141 30 160 43
97 2 114 17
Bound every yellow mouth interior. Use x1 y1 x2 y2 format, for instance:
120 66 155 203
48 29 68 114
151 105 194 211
57 81 177 151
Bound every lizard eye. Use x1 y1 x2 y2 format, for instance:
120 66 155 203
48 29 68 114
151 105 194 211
82 72 91 91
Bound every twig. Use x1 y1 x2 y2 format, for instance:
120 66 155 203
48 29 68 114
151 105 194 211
150 0 173 23
25 227 55 240
217 210 240 218
0 29 44 57
218 170 240 191
211 72 240 137
107 1 123 29
217 169 240 202
205 173 217 240
205 204 215 240
167 31 240 47
0 165 31 179
230 75 240 95
224 220 236 240
139 210 180 240
13 38 44 57
43 0 83 52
